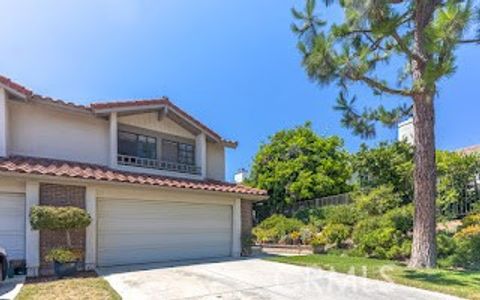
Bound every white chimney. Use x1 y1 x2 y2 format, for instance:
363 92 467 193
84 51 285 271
234 168 248 184
398 118 414 145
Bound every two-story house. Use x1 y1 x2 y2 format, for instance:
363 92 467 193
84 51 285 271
0 75 266 276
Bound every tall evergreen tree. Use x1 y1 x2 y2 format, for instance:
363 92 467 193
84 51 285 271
292 0 479 267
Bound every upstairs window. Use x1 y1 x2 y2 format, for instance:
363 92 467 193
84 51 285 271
162 140 195 165
118 131 157 160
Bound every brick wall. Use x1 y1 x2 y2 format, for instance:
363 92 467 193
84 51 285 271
241 200 254 256
241 200 253 237
39 183 86 275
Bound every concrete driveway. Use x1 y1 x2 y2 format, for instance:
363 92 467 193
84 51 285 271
97 258 460 300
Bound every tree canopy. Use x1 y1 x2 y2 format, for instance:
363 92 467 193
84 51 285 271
292 0 479 136
353 141 414 200
248 123 351 213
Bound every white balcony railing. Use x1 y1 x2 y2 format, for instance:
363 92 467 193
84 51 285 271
117 154 201 175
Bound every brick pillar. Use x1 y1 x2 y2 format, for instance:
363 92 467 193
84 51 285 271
39 183 86 275
240 200 254 256
241 200 253 237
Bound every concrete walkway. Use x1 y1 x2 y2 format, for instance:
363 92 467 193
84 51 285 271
98 258 461 300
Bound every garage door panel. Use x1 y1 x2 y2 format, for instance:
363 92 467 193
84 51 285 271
99 221 231 232
98 233 232 248
0 193 26 260
99 246 228 266
99 200 228 221
97 198 233 266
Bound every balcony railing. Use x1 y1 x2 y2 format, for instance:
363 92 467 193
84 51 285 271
117 154 201 175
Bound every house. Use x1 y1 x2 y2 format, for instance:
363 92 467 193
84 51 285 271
398 118 414 145
0 75 266 276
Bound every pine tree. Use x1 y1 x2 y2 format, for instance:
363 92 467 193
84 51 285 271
292 0 479 268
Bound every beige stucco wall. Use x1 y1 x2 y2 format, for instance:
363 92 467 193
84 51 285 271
207 141 225 181
6 99 227 179
8 101 109 165
0 177 26 193
118 112 195 139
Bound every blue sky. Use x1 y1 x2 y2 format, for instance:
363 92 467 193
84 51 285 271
1 1 479 181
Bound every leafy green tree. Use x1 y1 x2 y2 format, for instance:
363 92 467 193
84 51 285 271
292 0 479 267
437 151 480 217
248 123 351 213
353 141 414 200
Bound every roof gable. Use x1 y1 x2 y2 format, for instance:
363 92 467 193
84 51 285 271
118 112 196 139
0 75 237 148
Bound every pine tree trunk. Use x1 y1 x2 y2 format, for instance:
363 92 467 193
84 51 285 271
409 92 437 268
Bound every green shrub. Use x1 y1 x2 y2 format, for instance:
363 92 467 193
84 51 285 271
353 185 402 216
321 223 351 247
293 204 359 229
461 213 480 229
299 224 318 245
322 204 358 227
386 240 412 260
45 248 82 263
293 207 326 227
30 205 91 249
252 214 304 243
30 206 91 231
437 231 457 259
252 228 277 243
381 205 413 234
452 225 480 270
352 216 410 260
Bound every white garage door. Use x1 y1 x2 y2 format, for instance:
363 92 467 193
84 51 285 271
97 198 233 266
0 193 25 260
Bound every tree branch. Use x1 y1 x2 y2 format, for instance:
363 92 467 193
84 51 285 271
359 75 413 96
345 70 412 96
392 31 416 59
459 38 480 44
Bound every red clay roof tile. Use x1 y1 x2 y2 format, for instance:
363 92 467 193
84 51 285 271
0 156 266 197
0 75 33 96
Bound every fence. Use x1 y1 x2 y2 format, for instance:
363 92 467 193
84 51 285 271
441 195 479 218
254 190 479 224
253 193 351 223
283 193 351 217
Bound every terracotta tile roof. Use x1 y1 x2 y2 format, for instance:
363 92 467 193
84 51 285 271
0 75 237 147
0 75 33 96
0 156 267 197
30 94 91 111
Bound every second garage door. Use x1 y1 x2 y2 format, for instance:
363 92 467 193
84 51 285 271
97 198 233 266
0 193 25 260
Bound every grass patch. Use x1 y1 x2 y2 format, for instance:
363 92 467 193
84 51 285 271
15 272 120 300
266 254 480 299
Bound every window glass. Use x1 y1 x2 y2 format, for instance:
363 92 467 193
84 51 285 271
162 140 195 165
179 143 195 165
162 140 178 162
118 131 157 159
